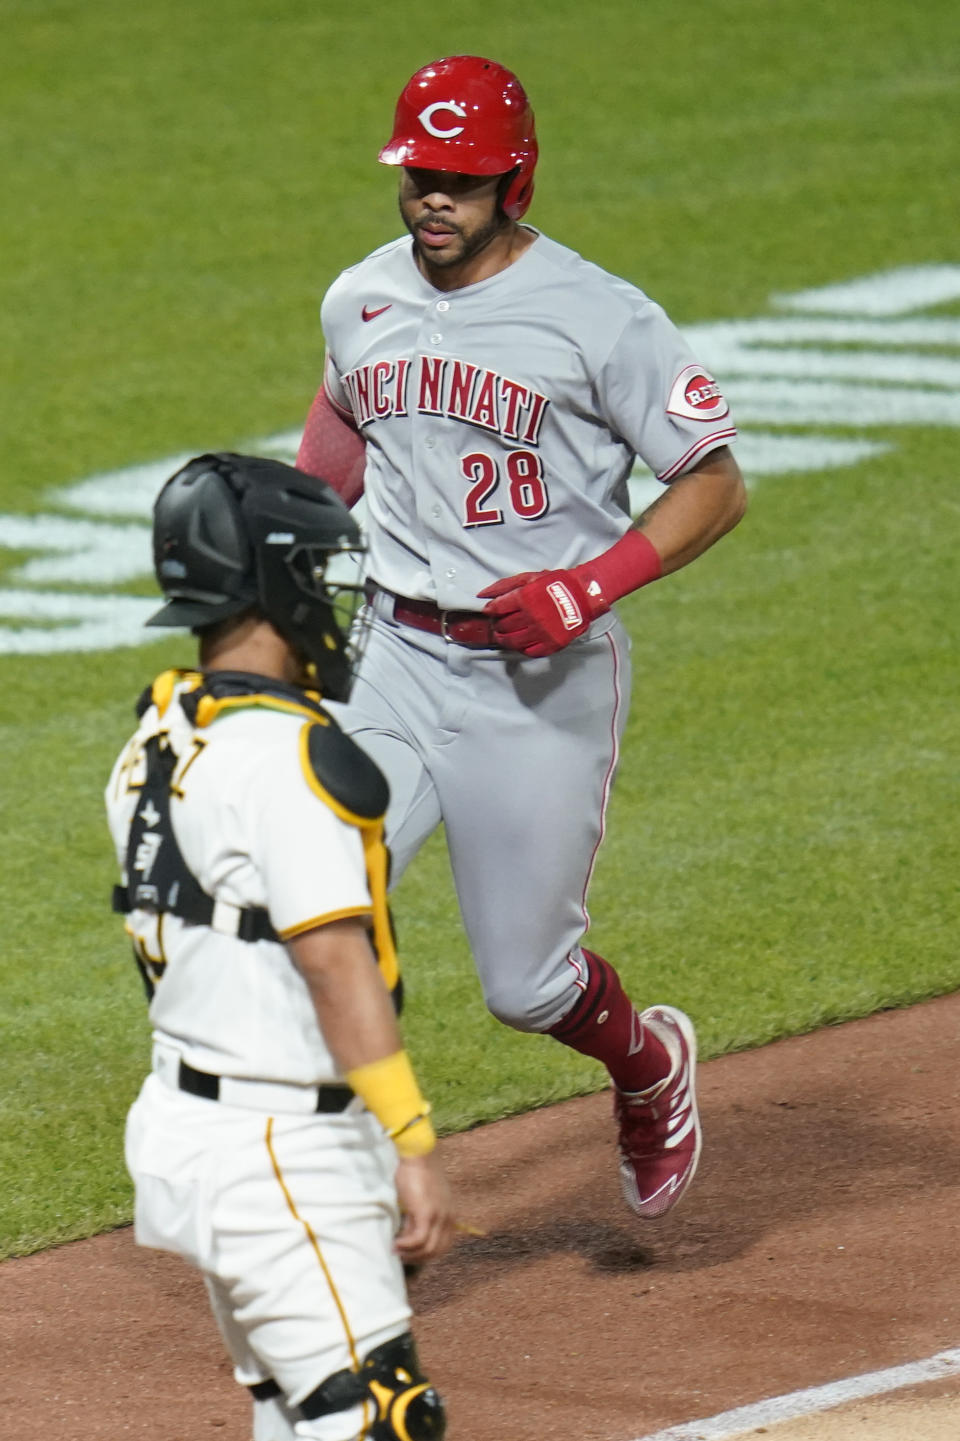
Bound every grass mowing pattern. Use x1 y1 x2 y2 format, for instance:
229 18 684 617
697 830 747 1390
1 1 958 1255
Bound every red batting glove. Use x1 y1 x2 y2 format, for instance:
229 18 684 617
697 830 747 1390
479 530 663 659
479 570 596 657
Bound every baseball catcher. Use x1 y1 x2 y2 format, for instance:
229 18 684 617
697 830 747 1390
108 453 451 1440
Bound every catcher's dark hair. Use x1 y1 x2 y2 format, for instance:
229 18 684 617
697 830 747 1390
194 606 259 651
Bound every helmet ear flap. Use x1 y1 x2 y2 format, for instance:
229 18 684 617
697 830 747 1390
499 165 535 221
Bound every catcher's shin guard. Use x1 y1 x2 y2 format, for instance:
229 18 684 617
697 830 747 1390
299 1332 445 1440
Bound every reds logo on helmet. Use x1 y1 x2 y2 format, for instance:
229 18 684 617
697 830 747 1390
378 55 539 220
418 101 466 138
666 365 730 422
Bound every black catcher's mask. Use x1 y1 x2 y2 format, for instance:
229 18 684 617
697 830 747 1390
146 453 366 702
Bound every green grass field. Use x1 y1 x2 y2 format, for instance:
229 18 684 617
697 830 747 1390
1 0 958 1258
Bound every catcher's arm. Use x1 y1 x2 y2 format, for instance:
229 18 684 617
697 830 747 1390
288 919 454 1262
296 384 367 507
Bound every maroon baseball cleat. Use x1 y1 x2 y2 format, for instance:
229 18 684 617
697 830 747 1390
614 1005 702 1218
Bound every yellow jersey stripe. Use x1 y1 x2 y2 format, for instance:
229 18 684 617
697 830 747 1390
263 1118 373 1433
277 907 373 941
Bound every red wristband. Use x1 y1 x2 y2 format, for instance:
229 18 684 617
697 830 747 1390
572 529 662 614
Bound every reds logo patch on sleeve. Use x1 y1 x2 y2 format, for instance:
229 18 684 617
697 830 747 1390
666 365 730 422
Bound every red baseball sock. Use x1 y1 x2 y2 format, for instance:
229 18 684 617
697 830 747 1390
547 950 671 1092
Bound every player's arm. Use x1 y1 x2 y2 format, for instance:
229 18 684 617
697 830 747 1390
288 918 406 1069
288 919 454 1262
633 443 746 574
480 446 745 657
296 382 367 507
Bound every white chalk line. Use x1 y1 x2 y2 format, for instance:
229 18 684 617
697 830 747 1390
632 1347 960 1440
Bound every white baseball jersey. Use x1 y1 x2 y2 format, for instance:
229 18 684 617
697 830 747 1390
112 670 419 1435
321 228 736 609
105 670 386 1086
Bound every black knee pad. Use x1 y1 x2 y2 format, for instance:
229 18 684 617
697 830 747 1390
299 1331 445 1440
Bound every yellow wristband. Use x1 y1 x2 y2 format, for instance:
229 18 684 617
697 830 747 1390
345 1050 437 1157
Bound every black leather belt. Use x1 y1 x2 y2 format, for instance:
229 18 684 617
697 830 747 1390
177 1058 354 1113
389 592 499 648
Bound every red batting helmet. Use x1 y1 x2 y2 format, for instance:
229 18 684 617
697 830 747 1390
379 56 538 220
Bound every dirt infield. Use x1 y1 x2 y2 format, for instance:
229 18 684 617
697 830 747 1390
2 993 959 1439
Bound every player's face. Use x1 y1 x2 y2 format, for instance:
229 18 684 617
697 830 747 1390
399 168 507 278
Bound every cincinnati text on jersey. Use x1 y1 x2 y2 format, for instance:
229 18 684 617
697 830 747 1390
341 355 551 445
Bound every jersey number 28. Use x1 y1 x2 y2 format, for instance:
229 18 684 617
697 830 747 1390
461 450 548 526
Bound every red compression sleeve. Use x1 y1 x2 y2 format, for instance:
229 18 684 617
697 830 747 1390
572 528 662 613
296 386 367 507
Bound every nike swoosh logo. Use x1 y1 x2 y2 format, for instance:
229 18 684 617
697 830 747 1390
361 303 392 322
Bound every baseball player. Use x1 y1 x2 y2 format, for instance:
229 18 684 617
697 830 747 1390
107 453 453 1441
296 57 747 1221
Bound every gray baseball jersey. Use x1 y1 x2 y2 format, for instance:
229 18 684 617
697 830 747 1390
319 227 736 1034
322 228 736 609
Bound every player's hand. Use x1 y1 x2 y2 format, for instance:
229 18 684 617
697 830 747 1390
479 568 603 657
394 1153 456 1264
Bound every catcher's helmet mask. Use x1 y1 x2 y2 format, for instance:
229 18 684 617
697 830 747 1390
148 453 367 703
379 55 538 220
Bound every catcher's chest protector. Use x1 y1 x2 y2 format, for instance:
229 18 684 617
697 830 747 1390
111 732 277 996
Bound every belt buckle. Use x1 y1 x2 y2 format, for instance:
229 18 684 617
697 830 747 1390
439 609 452 643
